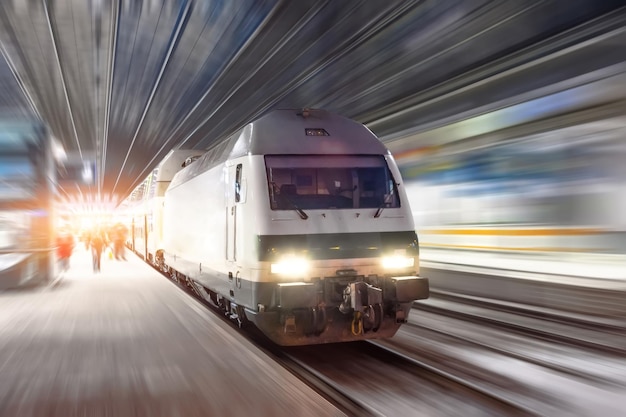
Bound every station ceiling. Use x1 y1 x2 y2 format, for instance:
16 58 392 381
0 0 624 205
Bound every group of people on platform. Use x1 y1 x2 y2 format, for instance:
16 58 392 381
56 223 128 273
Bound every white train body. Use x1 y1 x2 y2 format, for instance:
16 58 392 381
161 109 429 345
125 149 205 262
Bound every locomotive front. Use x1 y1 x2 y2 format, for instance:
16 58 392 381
245 151 429 345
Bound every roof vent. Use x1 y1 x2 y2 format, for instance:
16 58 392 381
182 155 201 167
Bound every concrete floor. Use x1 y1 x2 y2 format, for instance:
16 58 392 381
0 247 343 417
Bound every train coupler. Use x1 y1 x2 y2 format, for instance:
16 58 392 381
339 281 383 314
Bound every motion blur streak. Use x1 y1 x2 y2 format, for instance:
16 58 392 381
0 2 625 417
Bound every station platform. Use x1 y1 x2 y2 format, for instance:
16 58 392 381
0 246 341 417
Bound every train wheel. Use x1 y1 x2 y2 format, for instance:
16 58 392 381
372 303 383 332
307 307 327 335
209 291 219 307
315 307 327 334
185 277 199 296
218 297 230 315
235 305 248 329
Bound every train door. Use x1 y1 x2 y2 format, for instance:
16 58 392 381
226 163 242 263
143 215 148 260
130 217 135 252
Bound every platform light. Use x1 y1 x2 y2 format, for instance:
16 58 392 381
52 139 66 162
82 164 93 183
270 255 310 276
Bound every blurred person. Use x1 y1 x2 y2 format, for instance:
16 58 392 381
56 232 74 271
89 230 106 273
81 229 92 250
111 223 128 261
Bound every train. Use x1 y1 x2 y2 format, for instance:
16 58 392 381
123 108 429 345
122 149 205 264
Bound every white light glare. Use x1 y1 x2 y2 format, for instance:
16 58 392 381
52 139 66 161
381 256 414 269
82 164 93 183
270 256 310 276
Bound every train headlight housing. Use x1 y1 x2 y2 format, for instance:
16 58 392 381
381 255 414 270
270 255 310 276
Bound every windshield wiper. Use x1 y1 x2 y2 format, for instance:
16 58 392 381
287 198 308 219
281 195 308 220
374 186 397 218
270 182 308 220
374 204 384 218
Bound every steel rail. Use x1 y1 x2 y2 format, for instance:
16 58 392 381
413 292 626 354
427 289 625 330
403 318 625 388
369 340 541 416
255 338 383 417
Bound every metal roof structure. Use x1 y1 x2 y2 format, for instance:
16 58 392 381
0 0 624 206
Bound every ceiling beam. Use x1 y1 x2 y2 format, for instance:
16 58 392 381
112 0 191 195
43 0 83 158
100 0 120 197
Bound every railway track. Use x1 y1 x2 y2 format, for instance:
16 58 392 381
365 341 539 416
138 249 624 416
415 290 626 354
391 291 626 413
376 320 626 416
151 261 374 416
147 255 538 416
252 330 537 416
245 329 383 417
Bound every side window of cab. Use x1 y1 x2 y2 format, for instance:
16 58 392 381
235 164 242 203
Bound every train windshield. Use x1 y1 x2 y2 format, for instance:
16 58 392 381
265 155 400 210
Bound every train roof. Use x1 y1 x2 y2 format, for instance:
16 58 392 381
238 108 388 156
169 109 390 189
155 149 205 182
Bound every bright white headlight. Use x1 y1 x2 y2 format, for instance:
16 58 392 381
270 256 310 276
381 256 414 269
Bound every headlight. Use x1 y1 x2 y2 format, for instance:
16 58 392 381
381 256 414 269
270 256 310 276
